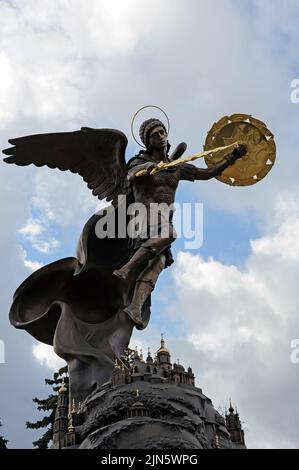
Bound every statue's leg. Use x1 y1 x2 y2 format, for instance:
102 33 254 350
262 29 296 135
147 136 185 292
113 245 157 280
113 222 175 280
123 253 166 328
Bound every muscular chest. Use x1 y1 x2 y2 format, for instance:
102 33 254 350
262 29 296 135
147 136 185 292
143 168 181 192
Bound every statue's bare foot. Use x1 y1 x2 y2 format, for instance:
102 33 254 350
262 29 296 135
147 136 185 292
123 306 144 329
113 268 129 280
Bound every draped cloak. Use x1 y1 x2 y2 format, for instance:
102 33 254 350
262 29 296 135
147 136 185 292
9 201 151 400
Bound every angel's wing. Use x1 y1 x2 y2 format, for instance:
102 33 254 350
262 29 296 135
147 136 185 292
2 127 128 202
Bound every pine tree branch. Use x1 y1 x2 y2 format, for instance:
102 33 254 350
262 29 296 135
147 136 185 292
32 426 53 449
26 411 55 430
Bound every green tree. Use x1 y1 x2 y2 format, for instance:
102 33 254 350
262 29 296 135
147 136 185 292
120 347 135 368
26 365 68 448
0 419 8 449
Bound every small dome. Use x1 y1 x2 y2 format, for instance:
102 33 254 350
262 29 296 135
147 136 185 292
157 347 170 355
156 334 170 355
133 346 140 360
58 380 68 394
228 400 235 414
146 348 153 363
174 363 185 372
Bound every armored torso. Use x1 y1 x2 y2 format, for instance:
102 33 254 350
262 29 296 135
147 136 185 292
128 155 181 206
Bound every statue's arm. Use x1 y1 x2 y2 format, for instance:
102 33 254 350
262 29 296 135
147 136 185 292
195 153 237 180
180 145 246 181
127 161 156 181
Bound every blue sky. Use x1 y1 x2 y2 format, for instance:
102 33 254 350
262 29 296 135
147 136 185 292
1 0 299 449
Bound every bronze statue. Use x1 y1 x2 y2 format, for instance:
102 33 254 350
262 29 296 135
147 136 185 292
113 119 246 326
3 112 275 401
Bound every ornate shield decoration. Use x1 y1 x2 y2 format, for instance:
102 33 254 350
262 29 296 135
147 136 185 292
204 114 276 186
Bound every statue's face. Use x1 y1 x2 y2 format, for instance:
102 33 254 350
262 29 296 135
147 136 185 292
149 126 167 150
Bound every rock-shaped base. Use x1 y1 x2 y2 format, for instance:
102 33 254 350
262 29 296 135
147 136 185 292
77 381 234 449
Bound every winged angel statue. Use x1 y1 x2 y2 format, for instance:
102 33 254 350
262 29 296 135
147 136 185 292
4 113 274 401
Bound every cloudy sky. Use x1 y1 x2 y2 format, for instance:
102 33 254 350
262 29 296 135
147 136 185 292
0 0 299 448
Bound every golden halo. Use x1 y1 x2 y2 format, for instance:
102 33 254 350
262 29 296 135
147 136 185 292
131 105 170 148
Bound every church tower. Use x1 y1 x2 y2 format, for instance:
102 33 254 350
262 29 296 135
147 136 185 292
225 402 246 449
53 379 69 448
155 334 172 370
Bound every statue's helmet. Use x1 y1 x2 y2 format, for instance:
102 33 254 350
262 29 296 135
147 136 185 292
139 118 167 147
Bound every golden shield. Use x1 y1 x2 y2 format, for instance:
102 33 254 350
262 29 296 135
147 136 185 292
204 114 276 186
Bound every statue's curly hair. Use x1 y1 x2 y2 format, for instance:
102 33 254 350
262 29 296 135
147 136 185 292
137 118 170 157
139 118 167 147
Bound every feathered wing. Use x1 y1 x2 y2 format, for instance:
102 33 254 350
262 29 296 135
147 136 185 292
3 127 128 202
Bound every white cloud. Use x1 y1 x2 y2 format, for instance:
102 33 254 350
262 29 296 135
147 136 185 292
1 0 298 218
32 238 60 254
18 245 43 272
251 217 299 260
18 214 60 254
128 338 148 360
0 51 16 127
32 343 65 371
166 188 299 448
19 219 43 237
30 170 98 228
